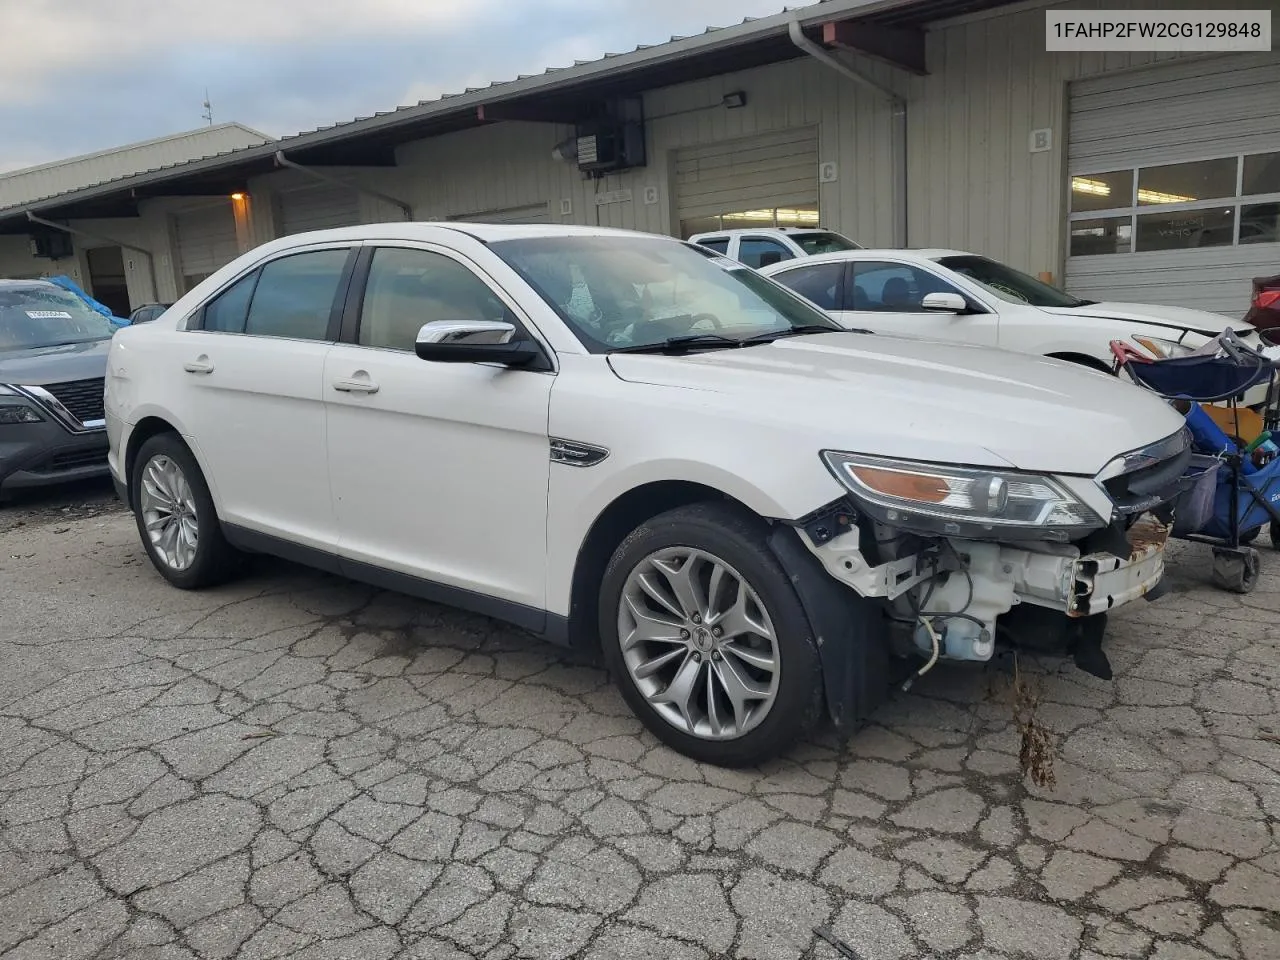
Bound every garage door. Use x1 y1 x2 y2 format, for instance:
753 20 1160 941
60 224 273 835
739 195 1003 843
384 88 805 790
279 182 362 235
174 203 239 294
450 202 550 224
1065 54 1280 317
675 127 820 238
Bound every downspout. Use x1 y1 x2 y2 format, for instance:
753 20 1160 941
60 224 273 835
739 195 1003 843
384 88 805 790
788 17 908 248
26 211 160 304
274 150 414 221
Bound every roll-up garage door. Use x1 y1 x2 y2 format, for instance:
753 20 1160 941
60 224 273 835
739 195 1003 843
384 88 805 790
174 203 239 294
279 182 362 235
675 127 819 237
1065 54 1280 316
451 202 550 224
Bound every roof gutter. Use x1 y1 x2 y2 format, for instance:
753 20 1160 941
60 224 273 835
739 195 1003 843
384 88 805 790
25 211 159 304
787 17 908 247
273 151 413 221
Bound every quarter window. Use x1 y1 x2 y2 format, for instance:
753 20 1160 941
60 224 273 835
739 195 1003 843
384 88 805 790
201 272 257 333
848 262 960 312
244 249 349 341
771 262 845 310
359 247 511 352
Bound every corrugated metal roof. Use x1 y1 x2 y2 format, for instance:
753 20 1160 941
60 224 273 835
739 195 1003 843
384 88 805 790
0 123 272 209
0 0 998 221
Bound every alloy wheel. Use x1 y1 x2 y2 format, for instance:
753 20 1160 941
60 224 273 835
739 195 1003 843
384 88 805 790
617 547 780 740
138 454 199 571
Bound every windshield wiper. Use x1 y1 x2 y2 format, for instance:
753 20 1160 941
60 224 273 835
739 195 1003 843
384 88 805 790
609 334 753 355
740 324 871 344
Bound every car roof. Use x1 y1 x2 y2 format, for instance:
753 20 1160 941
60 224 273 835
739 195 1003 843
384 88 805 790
690 227 836 237
761 248 975 269
0 278 57 290
273 221 667 246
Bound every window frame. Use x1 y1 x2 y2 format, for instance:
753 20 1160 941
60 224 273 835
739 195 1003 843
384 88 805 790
338 241 557 373
1067 150 1280 258
186 242 358 341
767 259 850 311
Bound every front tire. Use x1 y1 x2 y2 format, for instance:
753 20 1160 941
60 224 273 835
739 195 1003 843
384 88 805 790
598 502 824 768
131 433 241 589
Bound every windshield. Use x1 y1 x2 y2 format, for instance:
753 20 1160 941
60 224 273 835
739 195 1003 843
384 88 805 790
490 236 843 352
0 285 118 351
794 232 860 255
934 254 1088 308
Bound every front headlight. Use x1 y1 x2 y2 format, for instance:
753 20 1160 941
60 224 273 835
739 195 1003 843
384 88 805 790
821 451 1106 541
1132 335 1194 359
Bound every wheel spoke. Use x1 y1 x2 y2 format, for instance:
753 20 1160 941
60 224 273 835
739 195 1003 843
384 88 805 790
705 665 726 737
621 595 685 651
705 562 729 621
710 587 772 642
653 555 705 620
647 652 702 731
633 645 687 680
637 570 684 620
712 655 769 732
721 640 777 674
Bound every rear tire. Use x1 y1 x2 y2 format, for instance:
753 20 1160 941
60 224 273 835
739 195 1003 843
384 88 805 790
597 502 824 768
131 433 242 589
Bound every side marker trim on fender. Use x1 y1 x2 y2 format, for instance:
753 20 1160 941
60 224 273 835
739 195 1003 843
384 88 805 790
549 438 610 467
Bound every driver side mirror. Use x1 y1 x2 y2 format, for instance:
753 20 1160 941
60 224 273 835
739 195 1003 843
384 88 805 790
920 292 968 314
414 320 544 367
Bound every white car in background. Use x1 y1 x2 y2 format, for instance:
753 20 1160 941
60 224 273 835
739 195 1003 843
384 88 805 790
759 248 1267 372
687 227 861 268
106 223 1190 767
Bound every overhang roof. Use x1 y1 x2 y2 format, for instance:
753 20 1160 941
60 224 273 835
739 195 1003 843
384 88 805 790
0 0 1019 234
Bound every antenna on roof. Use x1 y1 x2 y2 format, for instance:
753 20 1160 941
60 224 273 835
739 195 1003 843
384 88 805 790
201 89 213 125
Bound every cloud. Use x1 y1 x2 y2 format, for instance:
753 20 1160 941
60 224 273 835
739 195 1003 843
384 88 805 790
0 0 806 170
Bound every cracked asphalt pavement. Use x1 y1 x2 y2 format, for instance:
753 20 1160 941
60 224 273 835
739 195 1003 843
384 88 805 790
1 487 1278 960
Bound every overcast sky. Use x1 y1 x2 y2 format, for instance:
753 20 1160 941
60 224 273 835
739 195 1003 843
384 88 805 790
0 0 809 172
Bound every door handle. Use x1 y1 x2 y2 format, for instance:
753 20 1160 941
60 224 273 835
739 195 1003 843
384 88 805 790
183 357 214 374
332 378 379 394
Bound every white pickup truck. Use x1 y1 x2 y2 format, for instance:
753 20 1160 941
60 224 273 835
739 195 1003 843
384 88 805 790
687 226 861 268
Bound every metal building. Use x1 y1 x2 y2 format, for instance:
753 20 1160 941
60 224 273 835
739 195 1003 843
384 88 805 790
0 0 1275 318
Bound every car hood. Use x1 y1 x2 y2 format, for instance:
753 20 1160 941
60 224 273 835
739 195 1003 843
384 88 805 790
606 332 1186 475
0 337 112 386
1040 301 1252 336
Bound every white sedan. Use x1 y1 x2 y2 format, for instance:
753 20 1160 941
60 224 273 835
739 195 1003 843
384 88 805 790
105 224 1191 766
759 248 1267 372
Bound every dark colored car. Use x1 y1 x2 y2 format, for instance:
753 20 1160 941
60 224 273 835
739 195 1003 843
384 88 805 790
128 302 172 325
0 279 115 498
1246 273 1280 344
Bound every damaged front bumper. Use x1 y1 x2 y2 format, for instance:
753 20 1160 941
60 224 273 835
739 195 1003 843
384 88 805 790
797 510 1172 666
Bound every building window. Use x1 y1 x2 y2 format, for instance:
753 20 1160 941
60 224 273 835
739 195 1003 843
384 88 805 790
1137 158 1237 205
1070 217 1133 256
1135 207 1235 252
1243 151 1280 196
1070 171 1134 212
1067 151 1280 256
680 205 819 239
1241 202 1280 245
